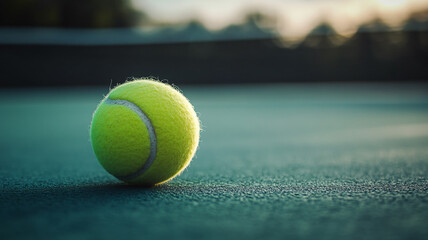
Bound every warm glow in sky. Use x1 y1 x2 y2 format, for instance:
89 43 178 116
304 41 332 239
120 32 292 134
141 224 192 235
132 0 428 39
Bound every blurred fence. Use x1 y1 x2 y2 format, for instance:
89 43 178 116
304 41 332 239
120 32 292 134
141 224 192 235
0 29 427 87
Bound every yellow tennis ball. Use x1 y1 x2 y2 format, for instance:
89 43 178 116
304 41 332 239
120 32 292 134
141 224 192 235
90 79 200 186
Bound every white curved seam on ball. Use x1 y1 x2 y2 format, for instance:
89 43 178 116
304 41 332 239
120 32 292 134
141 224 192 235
104 98 157 181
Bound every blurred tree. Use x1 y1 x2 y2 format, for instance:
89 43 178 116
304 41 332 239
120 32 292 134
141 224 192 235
0 0 147 28
301 23 347 48
218 12 277 40
357 18 391 33
405 9 428 31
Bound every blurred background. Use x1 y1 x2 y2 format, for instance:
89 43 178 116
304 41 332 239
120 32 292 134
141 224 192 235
1 0 428 87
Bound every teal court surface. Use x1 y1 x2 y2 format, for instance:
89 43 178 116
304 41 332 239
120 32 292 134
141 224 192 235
0 83 427 240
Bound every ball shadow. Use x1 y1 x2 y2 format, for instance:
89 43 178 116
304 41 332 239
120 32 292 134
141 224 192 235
0 180 195 216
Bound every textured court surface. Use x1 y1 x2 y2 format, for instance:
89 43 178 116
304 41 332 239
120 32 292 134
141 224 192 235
0 83 427 240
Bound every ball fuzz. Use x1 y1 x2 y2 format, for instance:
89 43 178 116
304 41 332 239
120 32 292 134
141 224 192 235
90 79 200 186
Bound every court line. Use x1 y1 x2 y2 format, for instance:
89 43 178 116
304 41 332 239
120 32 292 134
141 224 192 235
104 98 157 181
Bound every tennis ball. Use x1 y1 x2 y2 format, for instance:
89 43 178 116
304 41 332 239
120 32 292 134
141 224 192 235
90 79 200 186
